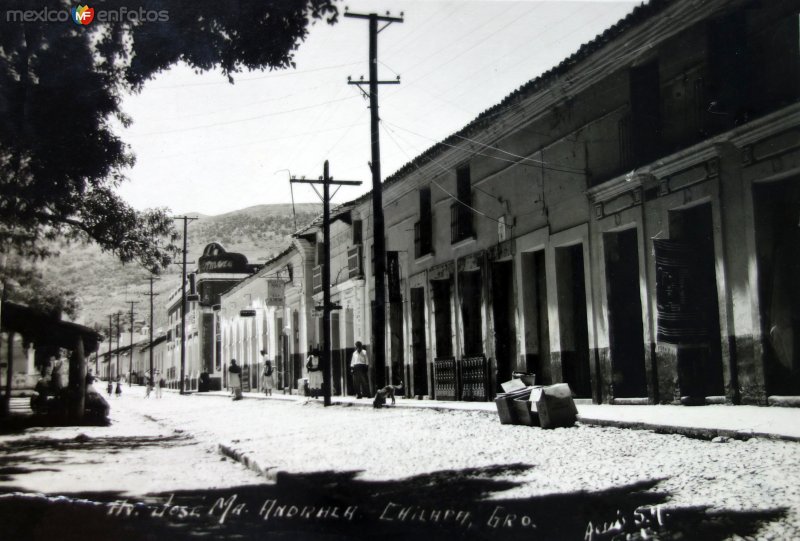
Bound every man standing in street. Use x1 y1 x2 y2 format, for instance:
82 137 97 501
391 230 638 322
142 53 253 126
350 341 370 399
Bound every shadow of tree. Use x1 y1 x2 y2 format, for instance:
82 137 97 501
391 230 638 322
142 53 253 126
0 460 787 541
0 413 110 434
0 433 191 454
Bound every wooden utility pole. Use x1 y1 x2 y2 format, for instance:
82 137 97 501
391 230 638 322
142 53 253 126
145 275 158 384
115 311 122 381
345 9 403 390
290 161 361 406
107 314 113 380
173 216 197 394
127 301 139 386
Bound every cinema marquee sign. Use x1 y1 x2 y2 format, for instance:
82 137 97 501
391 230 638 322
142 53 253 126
198 242 250 274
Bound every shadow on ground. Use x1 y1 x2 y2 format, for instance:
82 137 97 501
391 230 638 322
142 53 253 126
0 454 786 541
0 413 110 434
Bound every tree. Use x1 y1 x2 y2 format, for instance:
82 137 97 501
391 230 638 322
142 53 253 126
0 0 338 271
1 256 80 320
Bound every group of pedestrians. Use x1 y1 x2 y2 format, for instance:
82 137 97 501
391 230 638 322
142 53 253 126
144 371 165 399
226 342 372 401
302 341 370 399
101 371 164 399
106 378 123 398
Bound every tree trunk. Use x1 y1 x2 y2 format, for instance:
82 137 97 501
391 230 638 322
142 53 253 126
68 337 86 423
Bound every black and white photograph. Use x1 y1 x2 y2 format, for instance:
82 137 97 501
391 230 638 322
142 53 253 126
0 0 799 539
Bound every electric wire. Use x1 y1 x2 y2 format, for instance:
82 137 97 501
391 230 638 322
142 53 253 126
381 120 505 226
145 62 362 90
126 94 361 137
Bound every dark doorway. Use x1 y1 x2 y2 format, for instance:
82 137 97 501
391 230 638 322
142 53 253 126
410 287 428 397
460 270 483 357
292 311 301 391
331 312 342 396
344 308 355 396
275 316 284 390
754 179 800 395
431 280 453 359
555 244 592 398
668 203 725 398
389 303 404 387
604 228 648 398
491 261 517 390
521 250 550 385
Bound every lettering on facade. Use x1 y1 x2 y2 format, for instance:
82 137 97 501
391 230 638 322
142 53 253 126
198 242 250 274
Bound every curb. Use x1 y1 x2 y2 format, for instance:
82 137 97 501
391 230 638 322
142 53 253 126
577 416 800 443
175 388 800 443
217 442 280 481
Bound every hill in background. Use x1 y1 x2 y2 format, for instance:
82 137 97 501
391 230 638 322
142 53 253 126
40 203 321 334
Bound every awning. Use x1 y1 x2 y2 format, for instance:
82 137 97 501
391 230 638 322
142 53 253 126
1 301 102 354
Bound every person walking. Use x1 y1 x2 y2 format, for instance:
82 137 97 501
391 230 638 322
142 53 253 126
228 359 243 401
114 378 123 398
350 341 370 399
144 373 153 398
306 347 323 399
261 350 274 397
155 372 164 399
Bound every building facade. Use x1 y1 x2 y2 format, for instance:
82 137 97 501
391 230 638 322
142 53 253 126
219 239 316 393
205 0 799 407
297 0 799 405
389 0 799 404
165 243 258 390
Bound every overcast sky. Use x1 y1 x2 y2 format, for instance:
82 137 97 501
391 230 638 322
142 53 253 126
115 0 639 216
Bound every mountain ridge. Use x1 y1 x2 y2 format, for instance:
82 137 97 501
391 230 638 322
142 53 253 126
39 203 322 333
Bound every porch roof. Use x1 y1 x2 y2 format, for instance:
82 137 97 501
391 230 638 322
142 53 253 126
1 301 102 353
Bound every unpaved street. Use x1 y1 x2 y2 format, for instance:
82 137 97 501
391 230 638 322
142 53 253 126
1 389 799 540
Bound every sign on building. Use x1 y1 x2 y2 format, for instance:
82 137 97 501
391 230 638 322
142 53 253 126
267 280 285 306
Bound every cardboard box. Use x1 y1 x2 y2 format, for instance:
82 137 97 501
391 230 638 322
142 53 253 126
500 378 527 393
494 387 534 424
512 398 539 426
494 395 516 424
532 383 578 429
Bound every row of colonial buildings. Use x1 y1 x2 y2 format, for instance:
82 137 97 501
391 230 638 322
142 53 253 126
105 0 799 406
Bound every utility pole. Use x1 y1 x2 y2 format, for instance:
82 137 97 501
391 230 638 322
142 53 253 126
107 314 113 381
345 8 403 390
115 311 122 381
290 161 361 406
173 216 197 395
145 275 158 385
127 301 139 386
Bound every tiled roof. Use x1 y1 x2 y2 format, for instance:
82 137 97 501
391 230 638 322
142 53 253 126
372 0 668 196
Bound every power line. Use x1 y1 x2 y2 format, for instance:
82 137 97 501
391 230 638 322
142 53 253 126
381 120 505 227
382 118 585 175
126 95 361 137
145 62 362 90
141 82 342 122
135 121 370 160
